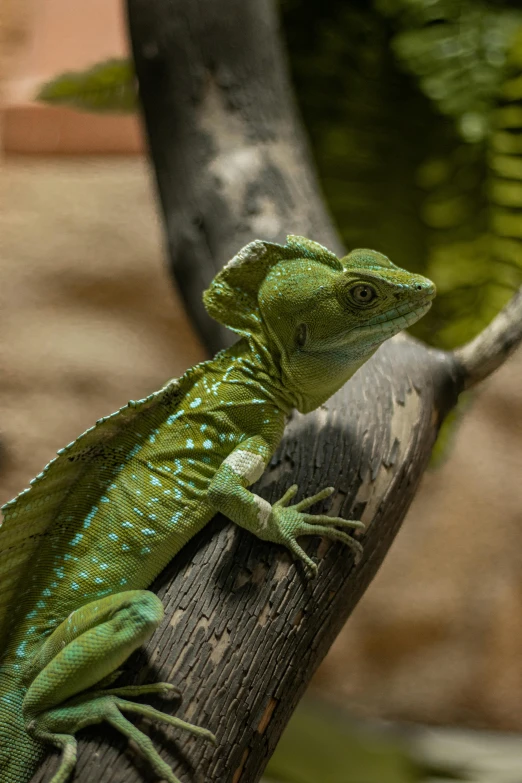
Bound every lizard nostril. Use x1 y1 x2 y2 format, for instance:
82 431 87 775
416 284 423 291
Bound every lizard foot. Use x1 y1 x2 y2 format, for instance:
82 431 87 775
270 485 365 577
29 687 216 783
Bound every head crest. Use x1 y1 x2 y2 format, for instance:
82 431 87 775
203 235 342 335
341 248 394 270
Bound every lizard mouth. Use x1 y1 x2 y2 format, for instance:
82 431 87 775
355 298 433 340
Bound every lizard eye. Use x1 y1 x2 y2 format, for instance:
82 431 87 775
349 284 377 305
296 323 308 348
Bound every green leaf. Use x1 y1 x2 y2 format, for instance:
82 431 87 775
36 58 137 114
429 393 472 469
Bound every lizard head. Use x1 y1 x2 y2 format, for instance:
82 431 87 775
204 236 435 413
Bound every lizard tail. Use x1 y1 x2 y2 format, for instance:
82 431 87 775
0 669 46 783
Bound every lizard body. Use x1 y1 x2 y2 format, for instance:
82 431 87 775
0 236 435 782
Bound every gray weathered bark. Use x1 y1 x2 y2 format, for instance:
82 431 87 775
126 0 339 353
31 1 520 782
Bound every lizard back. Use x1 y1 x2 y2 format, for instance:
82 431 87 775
0 370 195 652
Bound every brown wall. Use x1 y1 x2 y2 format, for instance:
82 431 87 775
1 0 142 153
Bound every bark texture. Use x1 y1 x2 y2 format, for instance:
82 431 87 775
127 0 339 352
33 1 466 781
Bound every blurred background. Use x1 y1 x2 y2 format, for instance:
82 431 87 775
3 1 522 781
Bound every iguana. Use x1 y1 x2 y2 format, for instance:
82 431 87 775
0 235 435 783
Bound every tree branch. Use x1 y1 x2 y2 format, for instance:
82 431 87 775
454 286 522 389
31 0 520 781
126 0 339 353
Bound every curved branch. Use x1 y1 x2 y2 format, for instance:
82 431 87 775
454 286 522 389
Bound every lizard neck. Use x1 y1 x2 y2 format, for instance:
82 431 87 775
218 337 294 416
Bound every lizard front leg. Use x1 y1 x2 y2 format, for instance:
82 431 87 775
208 437 364 577
22 590 214 783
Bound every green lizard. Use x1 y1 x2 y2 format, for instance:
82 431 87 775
0 235 435 783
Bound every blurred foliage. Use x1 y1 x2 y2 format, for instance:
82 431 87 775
36 58 137 113
264 700 466 783
377 0 519 144
35 1 522 351
429 391 472 466
280 0 522 349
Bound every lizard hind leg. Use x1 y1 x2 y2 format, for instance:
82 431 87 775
29 693 194 783
22 590 214 782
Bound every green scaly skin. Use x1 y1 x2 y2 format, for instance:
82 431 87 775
0 236 435 782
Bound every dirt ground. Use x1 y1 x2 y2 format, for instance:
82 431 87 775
2 156 522 731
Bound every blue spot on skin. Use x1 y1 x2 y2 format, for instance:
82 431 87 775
36 601 46 609
16 641 27 658
141 528 156 536
203 439 213 449
108 533 118 541
133 507 144 516
151 477 162 487
83 505 98 529
170 512 181 524
200 424 207 432
190 397 202 408
94 577 104 584
100 563 109 571
141 547 151 555
42 588 52 597
64 554 73 561
100 496 110 504
70 533 83 546
122 521 133 528
54 568 65 579
167 410 184 425
186 439 194 449
122 544 130 552
71 583 79 590
79 571 88 578
26 610 37 619
149 434 156 443
120 578 128 586
148 514 157 520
